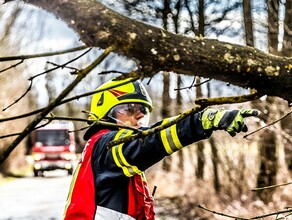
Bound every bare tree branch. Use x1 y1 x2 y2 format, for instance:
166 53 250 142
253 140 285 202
252 181 292 191
0 60 23 74
2 48 92 111
197 204 292 219
0 74 139 123
0 46 114 164
106 105 205 149
243 109 292 139
105 92 262 150
174 78 211 90
0 45 88 62
195 92 262 106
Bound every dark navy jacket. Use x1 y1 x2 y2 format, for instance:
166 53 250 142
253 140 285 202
84 112 212 216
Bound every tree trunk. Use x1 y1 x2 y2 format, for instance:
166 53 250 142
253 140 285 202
161 72 172 172
176 75 184 170
196 77 205 180
281 0 292 171
195 0 208 181
242 0 254 46
256 127 277 203
160 0 174 172
282 0 292 57
255 0 279 203
209 136 220 192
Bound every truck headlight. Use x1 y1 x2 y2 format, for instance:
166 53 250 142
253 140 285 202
62 153 72 160
34 163 42 170
64 163 72 170
33 153 44 161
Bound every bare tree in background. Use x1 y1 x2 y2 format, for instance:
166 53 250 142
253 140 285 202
159 0 173 172
281 0 292 171
195 0 206 181
0 1 292 218
255 0 280 203
0 5 32 175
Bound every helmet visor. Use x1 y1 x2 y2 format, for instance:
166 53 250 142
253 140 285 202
108 103 150 127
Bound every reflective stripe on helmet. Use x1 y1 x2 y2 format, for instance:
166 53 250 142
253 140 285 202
90 78 153 120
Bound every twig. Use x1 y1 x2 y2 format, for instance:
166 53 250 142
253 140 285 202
81 111 141 132
2 82 33 111
0 60 23 74
249 208 292 219
174 78 211 90
0 115 142 139
252 181 292 191
106 105 204 148
0 46 114 165
46 61 79 72
28 48 91 80
0 45 88 62
195 92 262 107
197 204 249 220
243 109 292 139
2 48 92 111
0 116 54 139
106 93 262 148
0 74 139 123
95 70 128 76
197 204 292 220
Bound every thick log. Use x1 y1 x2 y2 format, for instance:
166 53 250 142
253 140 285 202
19 0 292 103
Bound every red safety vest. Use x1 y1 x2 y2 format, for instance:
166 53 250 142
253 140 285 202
128 174 155 220
63 129 155 219
63 129 108 219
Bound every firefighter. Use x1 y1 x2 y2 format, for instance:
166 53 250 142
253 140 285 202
63 77 259 220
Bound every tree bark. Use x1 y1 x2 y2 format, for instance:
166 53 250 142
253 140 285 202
161 72 172 172
255 0 279 203
242 0 254 46
280 0 292 171
19 0 292 103
283 0 292 57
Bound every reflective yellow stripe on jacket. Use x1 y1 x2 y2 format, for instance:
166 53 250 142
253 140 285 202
111 129 142 177
160 117 183 154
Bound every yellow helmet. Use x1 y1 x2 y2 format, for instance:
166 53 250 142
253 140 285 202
90 77 153 120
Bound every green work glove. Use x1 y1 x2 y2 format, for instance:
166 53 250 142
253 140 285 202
201 108 259 137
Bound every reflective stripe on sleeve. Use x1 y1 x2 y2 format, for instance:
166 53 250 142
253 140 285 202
160 117 183 154
111 129 142 177
63 163 81 217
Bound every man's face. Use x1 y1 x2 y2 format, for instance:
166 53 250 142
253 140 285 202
110 103 150 128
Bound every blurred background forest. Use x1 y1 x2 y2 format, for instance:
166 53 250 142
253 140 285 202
0 0 291 219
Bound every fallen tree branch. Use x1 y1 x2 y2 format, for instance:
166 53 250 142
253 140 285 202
106 105 204 148
101 93 262 148
195 92 262 107
18 0 292 103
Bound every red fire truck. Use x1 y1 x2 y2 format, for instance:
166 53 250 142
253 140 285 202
30 121 77 177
